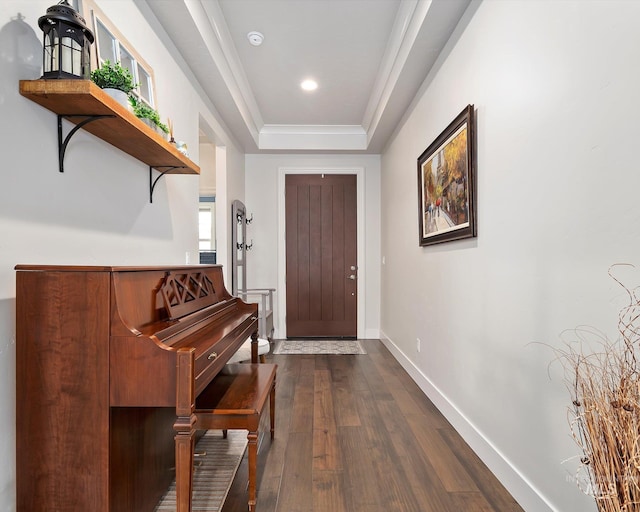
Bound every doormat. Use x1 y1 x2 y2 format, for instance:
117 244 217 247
273 339 367 355
155 429 247 511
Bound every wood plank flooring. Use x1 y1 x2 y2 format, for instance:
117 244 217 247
221 339 524 512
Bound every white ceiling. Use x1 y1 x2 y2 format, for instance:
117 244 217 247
138 0 471 153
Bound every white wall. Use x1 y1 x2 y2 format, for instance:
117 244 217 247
381 1 640 511
216 144 246 285
0 1 240 509
245 154 381 340
199 141 216 196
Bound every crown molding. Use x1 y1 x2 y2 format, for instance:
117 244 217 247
191 0 432 151
191 0 263 145
166 0 437 151
259 125 367 150
361 0 431 143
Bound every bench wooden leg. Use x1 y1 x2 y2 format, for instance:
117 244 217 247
247 427 258 512
270 378 276 440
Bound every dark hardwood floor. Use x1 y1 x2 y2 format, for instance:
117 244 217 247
221 339 524 512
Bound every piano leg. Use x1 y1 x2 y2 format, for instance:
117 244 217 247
175 424 196 512
251 329 259 363
175 348 197 512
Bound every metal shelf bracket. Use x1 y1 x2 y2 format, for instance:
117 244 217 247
149 166 188 203
58 114 115 173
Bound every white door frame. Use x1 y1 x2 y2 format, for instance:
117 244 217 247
277 166 366 339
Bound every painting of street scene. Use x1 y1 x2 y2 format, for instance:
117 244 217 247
417 105 476 246
421 124 468 236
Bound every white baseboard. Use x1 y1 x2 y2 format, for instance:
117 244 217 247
379 331 556 512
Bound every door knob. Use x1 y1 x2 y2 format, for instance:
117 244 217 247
347 274 356 280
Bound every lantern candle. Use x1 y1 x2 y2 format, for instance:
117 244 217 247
38 0 94 79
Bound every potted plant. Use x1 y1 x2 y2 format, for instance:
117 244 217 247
129 96 169 137
90 60 136 108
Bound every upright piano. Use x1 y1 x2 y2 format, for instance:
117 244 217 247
15 265 259 512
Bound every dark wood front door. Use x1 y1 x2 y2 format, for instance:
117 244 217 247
285 174 357 338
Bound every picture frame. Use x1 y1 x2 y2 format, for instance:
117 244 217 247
417 104 476 247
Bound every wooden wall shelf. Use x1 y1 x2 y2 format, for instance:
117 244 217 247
19 79 200 201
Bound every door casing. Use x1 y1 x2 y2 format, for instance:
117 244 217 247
276 167 366 339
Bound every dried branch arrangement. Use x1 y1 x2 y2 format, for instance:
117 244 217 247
557 265 640 511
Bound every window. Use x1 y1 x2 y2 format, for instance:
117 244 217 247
199 206 214 251
118 45 134 80
199 197 216 251
199 198 216 264
96 20 114 64
137 65 153 106
81 0 156 107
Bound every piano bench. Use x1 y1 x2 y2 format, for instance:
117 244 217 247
195 363 277 512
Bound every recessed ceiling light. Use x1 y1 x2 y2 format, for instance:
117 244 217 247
300 79 318 91
247 31 264 46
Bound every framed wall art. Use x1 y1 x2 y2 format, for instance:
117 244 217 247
417 104 476 247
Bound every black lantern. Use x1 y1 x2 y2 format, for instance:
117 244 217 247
38 0 94 79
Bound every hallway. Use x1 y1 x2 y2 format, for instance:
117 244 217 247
222 340 523 512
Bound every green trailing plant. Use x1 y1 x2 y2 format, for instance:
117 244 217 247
90 60 136 94
129 96 169 134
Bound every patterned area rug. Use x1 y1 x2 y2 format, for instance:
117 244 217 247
273 339 367 355
155 430 247 511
